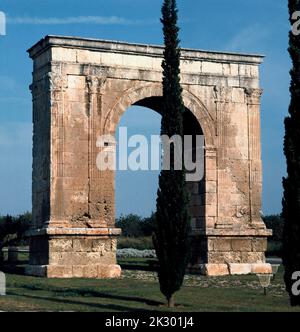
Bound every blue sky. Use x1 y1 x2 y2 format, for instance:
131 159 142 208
0 0 291 217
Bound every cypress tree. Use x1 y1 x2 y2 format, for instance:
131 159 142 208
153 0 191 308
282 0 300 306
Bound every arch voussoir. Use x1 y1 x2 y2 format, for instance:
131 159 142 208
106 83 216 147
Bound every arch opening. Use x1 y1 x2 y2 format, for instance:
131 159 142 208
115 95 206 232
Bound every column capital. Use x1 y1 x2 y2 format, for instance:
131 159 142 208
213 86 231 103
47 72 68 91
244 88 263 105
86 75 100 94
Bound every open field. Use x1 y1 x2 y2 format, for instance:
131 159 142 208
0 259 299 312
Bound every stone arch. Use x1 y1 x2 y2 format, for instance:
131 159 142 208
104 83 215 147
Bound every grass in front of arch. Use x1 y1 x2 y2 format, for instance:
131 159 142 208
0 264 299 312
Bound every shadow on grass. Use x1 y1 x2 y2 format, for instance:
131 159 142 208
7 290 159 312
17 284 164 308
118 259 158 272
0 264 26 275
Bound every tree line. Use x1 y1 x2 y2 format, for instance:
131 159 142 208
0 211 284 244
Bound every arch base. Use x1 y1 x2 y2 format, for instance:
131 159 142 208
25 227 122 279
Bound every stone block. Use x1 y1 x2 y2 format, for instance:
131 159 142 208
49 252 86 266
222 63 231 76
51 47 77 62
241 252 265 264
206 169 217 182
201 264 229 276
49 238 73 252
231 239 252 252
202 61 223 75
251 66 259 78
72 265 85 278
208 251 242 264
47 265 73 278
230 64 239 76
73 238 92 252
206 181 217 193
231 88 245 103
123 54 153 69
67 75 86 89
101 52 124 66
229 263 252 275
227 77 240 87
92 240 106 253
252 238 267 252
181 60 201 73
239 64 252 77
206 204 217 217
97 264 121 279
83 265 99 278
206 217 216 229
77 50 101 64
251 263 272 274
67 88 86 102
213 239 231 251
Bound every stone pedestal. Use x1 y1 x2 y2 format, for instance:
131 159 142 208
25 228 121 278
189 228 272 276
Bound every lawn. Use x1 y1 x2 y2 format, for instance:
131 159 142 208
0 258 299 312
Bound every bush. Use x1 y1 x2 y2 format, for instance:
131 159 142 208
117 249 156 259
117 236 154 250
267 241 283 258
116 213 155 238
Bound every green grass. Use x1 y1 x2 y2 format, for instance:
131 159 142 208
0 261 299 312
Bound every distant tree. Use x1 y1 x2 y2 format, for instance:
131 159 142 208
116 214 144 237
153 0 191 308
263 215 284 242
141 213 156 236
282 0 300 306
0 215 14 240
0 212 31 246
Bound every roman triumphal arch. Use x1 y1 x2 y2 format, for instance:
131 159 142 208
26 35 272 278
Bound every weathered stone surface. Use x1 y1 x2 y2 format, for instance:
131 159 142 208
251 263 272 274
73 239 92 252
229 263 252 275
252 239 268 252
231 239 252 252
47 265 73 278
201 264 229 276
213 239 231 252
98 264 122 279
49 238 72 252
27 36 271 278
